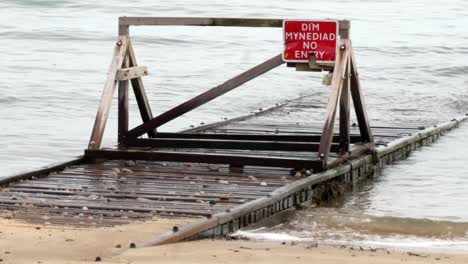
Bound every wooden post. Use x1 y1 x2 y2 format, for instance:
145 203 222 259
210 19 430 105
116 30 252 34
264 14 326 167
339 57 351 153
318 40 350 162
349 44 374 144
127 39 157 138
338 20 351 154
118 50 129 148
88 35 127 149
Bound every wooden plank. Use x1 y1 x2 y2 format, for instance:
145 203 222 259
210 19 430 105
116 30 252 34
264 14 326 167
119 17 351 30
318 40 350 161
339 56 351 153
119 17 283 27
126 54 285 139
349 43 374 143
88 36 128 149
116 66 148 81
126 137 341 152
0 158 83 187
152 132 362 143
118 53 129 147
127 39 157 138
84 149 325 170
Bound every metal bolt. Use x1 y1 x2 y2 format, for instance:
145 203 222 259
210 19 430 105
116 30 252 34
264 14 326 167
116 40 123 46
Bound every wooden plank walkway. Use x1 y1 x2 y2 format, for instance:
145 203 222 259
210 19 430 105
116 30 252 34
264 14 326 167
0 95 437 227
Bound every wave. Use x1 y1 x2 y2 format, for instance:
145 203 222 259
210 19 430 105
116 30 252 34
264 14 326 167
242 209 468 239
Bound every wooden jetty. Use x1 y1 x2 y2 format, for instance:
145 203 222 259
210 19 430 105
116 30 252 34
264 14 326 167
1 17 466 247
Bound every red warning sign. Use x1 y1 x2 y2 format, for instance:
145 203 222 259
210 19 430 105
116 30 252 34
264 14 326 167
283 20 338 63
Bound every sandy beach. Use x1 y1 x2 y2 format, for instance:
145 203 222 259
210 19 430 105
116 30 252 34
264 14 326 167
1 218 467 264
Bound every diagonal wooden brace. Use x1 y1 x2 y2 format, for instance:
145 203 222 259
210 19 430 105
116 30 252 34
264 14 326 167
88 36 128 149
318 39 351 162
125 54 285 139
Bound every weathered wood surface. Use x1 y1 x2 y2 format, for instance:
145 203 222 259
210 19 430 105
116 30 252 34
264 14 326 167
318 40 350 161
339 56 351 154
127 39 157 138
85 149 325 171
118 53 129 147
349 43 374 143
88 36 127 149
119 17 284 27
116 66 148 81
0 92 454 228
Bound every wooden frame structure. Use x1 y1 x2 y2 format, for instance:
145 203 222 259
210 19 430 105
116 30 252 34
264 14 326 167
85 17 373 172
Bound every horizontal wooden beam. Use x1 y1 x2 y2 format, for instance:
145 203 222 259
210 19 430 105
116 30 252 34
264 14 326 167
119 17 350 31
126 138 341 152
153 132 363 143
85 149 325 170
116 66 148 81
126 54 285 139
119 17 283 27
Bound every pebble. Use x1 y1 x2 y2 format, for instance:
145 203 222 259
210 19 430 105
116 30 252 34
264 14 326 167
125 160 136 167
294 171 303 178
82 207 88 211
218 180 229 185
248 175 258 182
88 195 100 200
121 168 133 174
208 164 220 171
129 243 136 248
136 197 151 202
259 181 268 186
118 177 127 182
112 168 121 174
219 195 231 201
95 256 102 262
305 170 312 176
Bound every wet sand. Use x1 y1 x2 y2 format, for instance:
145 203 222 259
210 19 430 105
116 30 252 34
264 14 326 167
1 219 467 264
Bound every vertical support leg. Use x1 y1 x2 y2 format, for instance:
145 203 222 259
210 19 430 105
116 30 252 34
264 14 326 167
118 52 129 148
339 56 351 154
88 36 128 149
127 39 157 138
318 40 350 163
349 44 374 144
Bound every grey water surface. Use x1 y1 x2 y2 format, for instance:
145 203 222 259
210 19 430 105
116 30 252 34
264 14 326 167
1 0 468 252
